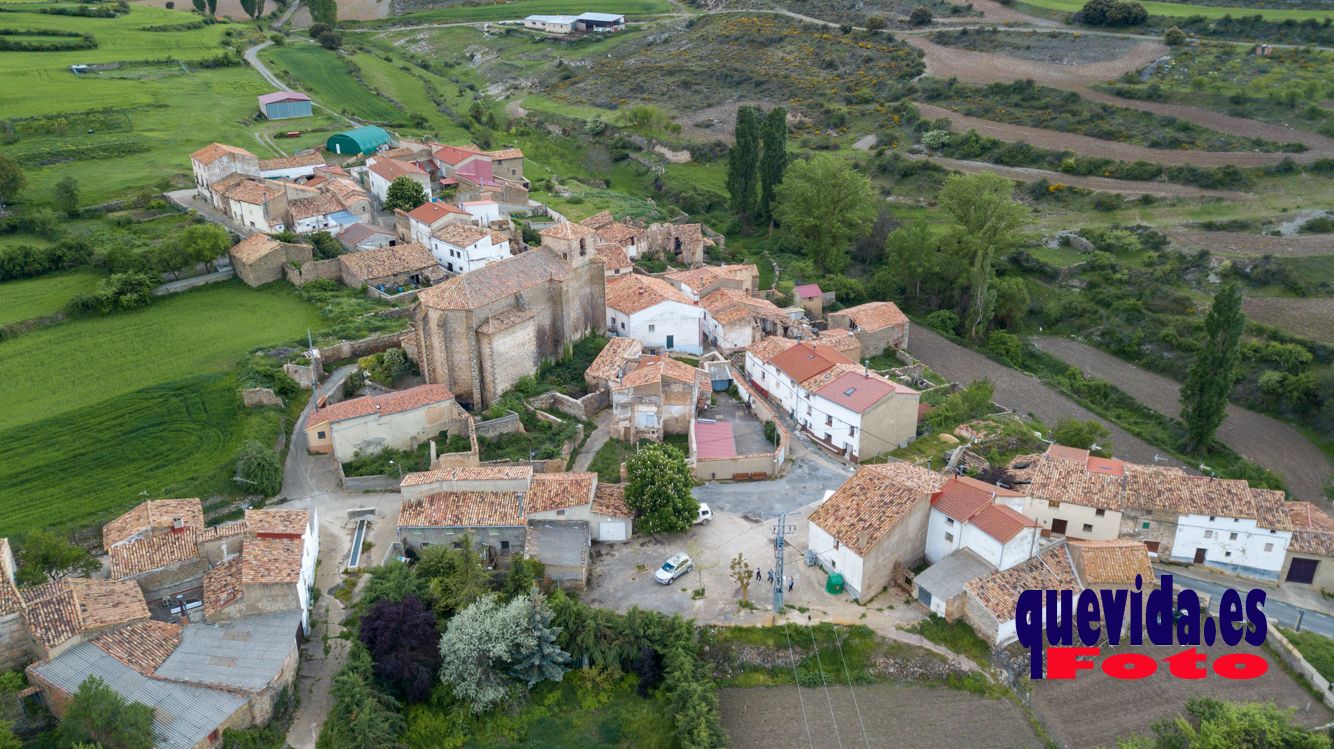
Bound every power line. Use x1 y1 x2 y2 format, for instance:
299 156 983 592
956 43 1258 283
826 623 872 749
804 621 844 749
782 622 815 749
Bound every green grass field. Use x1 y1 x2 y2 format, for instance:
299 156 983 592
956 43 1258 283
1017 0 1332 20
0 281 322 433
0 269 102 325
365 0 673 25
262 43 402 122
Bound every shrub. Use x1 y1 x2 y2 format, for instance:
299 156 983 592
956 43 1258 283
1073 0 1148 26
236 440 282 496
924 309 960 335
985 330 1023 366
909 6 933 25
865 16 886 31
1164 26 1186 45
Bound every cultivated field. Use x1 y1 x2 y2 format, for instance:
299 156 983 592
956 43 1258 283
1164 228 1334 258
721 684 1042 749
926 28 1143 64
1243 296 1334 344
1016 0 1334 20
262 43 402 122
363 0 673 24
0 269 101 325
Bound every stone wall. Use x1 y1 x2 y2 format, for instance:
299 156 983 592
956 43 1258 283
0 613 31 671
284 362 318 390
242 387 284 408
284 257 343 287
317 331 410 364
527 389 609 422
1268 628 1334 710
474 411 523 439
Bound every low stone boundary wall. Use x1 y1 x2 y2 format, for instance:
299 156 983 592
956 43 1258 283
242 387 283 408
318 331 408 364
285 258 341 286
1268 628 1334 710
475 411 523 439
335 461 403 492
527 389 609 421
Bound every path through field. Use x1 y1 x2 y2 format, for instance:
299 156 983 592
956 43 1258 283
1033 336 1330 498
901 153 1252 199
1164 228 1334 258
905 327 1184 468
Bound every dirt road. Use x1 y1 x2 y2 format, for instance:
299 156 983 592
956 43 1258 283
1165 229 1334 258
915 102 1309 167
902 153 1252 200
1033 336 1330 498
905 327 1185 469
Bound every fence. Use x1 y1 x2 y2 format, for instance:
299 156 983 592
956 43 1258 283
1268 628 1334 711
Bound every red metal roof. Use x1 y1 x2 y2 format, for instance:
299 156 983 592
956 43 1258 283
971 504 1039 544
794 283 822 298
814 370 910 414
693 420 736 459
769 343 852 384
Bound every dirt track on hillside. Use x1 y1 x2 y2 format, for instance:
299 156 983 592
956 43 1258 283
915 103 1304 167
902 154 1252 199
1165 229 1334 258
1034 336 1330 499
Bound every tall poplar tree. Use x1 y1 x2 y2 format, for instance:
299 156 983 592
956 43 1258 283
726 106 760 224
758 106 788 225
1180 282 1245 452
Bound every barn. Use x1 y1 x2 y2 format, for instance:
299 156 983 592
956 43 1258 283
326 125 391 156
576 12 625 30
257 91 313 120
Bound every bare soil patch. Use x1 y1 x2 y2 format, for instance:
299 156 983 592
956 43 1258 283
902 153 1252 200
721 684 1042 749
916 103 1305 166
1033 335 1330 499
927 28 1142 64
1164 229 1334 258
1243 296 1334 346
1029 642 1333 748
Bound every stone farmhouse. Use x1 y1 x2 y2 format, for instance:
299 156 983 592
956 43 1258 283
594 242 632 277
412 245 606 409
258 151 326 181
605 274 704 355
305 384 462 463
337 222 398 252
700 287 800 352
339 242 442 292
665 264 759 301
826 301 910 358
607 354 709 443
581 210 645 258
584 336 643 391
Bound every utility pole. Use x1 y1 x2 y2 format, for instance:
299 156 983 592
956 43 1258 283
307 329 319 389
764 511 796 613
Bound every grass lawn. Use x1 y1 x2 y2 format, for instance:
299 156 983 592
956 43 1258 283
0 269 103 325
1281 628 1334 682
1016 0 1333 20
262 43 401 122
0 281 323 433
903 615 992 665
587 438 634 483
365 0 673 25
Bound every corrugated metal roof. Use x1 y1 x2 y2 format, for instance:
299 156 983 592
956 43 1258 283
693 420 736 459
156 611 300 692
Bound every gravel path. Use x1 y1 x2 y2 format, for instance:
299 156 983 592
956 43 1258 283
1165 228 1334 258
915 102 1311 167
905 327 1185 469
901 154 1251 199
1034 336 1330 499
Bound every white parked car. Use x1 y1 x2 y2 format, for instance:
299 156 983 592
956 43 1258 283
695 503 713 525
655 552 693 584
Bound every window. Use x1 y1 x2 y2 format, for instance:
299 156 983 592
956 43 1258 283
849 426 856 437
825 415 833 427
831 559 837 569
648 324 655 332
833 540 840 550
500 540 510 550
1142 521 1151 530
556 509 565 516
1264 543 1274 552
945 518 955 526
1225 551 1232 557
1048 500 1061 508
317 431 326 439
807 406 811 415
1209 516 1216 521
944 532 954 543
1095 509 1106 517
1144 541 1160 552
1204 530 1214 539
1229 532 1238 540
1081 523 1093 533
620 321 625 330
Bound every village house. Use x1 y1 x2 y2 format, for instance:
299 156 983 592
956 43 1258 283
401 201 473 245
287 193 356 234
665 264 759 301
337 222 398 252
522 14 577 33
608 355 709 443
190 143 259 205
339 242 442 292
399 465 535 500
105 498 244 600
305 384 461 463
594 242 632 277
826 301 910 358
645 222 712 266
815 328 862 362
229 234 313 287
461 199 503 227
794 283 824 318
397 490 529 562
924 476 1040 569
808 463 947 601
433 145 529 207
321 176 374 219
412 246 606 409
367 157 432 204
257 90 313 119
203 509 319 633
700 287 798 352
223 179 288 232
584 336 643 391
429 222 510 275
539 221 598 263
258 151 325 181
1280 501 1334 592
581 211 646 258
606 274 704 354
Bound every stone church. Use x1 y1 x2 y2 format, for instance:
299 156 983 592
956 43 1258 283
412 227 606 408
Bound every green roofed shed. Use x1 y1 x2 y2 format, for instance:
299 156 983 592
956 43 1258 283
326 125 391 155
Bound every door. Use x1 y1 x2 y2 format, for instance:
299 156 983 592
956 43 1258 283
1193 548 1207 564
1051 518 1067 535
916 587 932 607
666 334 675 350
599 521 628 542
1287 557 1319 584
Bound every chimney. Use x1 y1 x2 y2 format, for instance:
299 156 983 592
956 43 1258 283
516 491 525 517
172 517 184 530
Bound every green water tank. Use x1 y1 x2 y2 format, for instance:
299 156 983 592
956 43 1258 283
826 572 845 595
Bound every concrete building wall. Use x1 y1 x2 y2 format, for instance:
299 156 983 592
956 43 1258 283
399 525 527 561
809 522 865 598
963 592 1005 644
810 498 927 602
925 509 964 565
607 301 703 354
317 401 455 463
1019 498 1121 540
1279 553 1334 593
856 393 919 458
1169 514 1291 579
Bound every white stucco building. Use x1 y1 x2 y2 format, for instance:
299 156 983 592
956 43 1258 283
605 274 704 354
924 476 1040 569
429 223 510 275
367 157 431 203
305 384 458 463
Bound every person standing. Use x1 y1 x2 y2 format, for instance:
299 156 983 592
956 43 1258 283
788 576 794 592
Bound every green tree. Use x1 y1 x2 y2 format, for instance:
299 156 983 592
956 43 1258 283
501 556 545 602
508 592 570 688
191 0 205 12
883 219 939 307
773 154 876 274
52 177 80 217
0 721 17 749
236 440 282 496
151 242 192 280
1180 283 1244 452
937 173 1030 339
361 560 426 609
757 106 788 225
1051 419 1112 454
318 30 342 50
60 676 155 749
14 529 99 587
726 106 761 223
320 647 404 749
993 276 1030 328
307 0 336 25
206 0 217 15
181 222 230 272
383 176 426 213
1117 697 1329 749
985 330 1022 366
416 540 490 617
0 153 24 212
624 443 697 534
909 6 933 24
728 553 753 604
438 594 533 713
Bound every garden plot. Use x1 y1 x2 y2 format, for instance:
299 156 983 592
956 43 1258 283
926 28 1142 64
1242 296 1334 345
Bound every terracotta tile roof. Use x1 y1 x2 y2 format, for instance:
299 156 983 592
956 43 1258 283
701 288 786 326
769 342 853 384
972 505 1039 544
746 335 799 363
616 355 706 389
931 476 1034 544
816 328 860 353
1067 539 1152 586
288 192 346 220
490 230 509 246
369 157 426 181
109 533 201 579
809 463 945 554
1005 453 1044 484
606 274 696 315
540 221 597 242
339 242 437 283
432 223 490 248
408 201 468 224
1045 444 1091 463
1023 455 1134 511
338 222 395 246
955 474 1026 498
477 308 535 335
665 264 757 294
591 483 632 518
229 234 282 265
245 509 309 538
966 544 1080 620
1086 456 1128 477
209 171 249 195
196 521 247 544
398 491 526 528
258 151 325 172
325 177 369 203
487 148 524 160
203 558 242 618
93 621 182 675
400 465 534 488
1287 501 1334 557
794 283 822 298
586 337 643 382
21 579 149 650
104 499 204 550
596 222 643 245
241 537 304 586
528 473 596 513
581 210 614 230
417 248 570 311
191 143 255 165
434 145 484 165
932 478 999 523
839 301 908 332
224 179 284 206
309 384 454 427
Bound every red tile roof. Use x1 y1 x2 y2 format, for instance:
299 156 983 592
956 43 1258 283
527 473 596 513
93 620 182 675
971 505 1039 544
1287 501 1334 557
932 477 1037 543
838 301 908 332
103 499 204 550
191 142 256 165
203 558 242 618
809 463 945 554
368 157 425 181
605 274 695 315
400 465 534 487
966 544 1078 620
432 223 490 248
399 491 526 527
242 537 306 586
746 335 799 363
768 342 853 384
246 509 309 538
1067 539 1152 586
585 337 642 382
812 369 915 413
109 532 201 579
794 283 822 298
434 145 484 166
21 579 149 650
407 201 468 224
591 483 632 518
1045 444 1091 463
616 355 706 389
309 384 454 428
